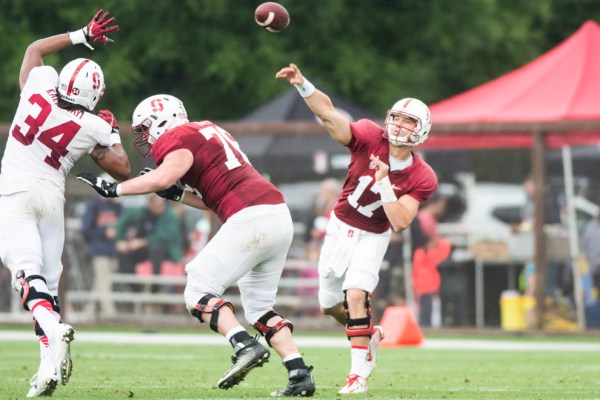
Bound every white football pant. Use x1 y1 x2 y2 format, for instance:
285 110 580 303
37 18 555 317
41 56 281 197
184 203 293 324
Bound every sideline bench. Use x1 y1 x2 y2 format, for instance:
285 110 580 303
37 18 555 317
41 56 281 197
66 259 321 315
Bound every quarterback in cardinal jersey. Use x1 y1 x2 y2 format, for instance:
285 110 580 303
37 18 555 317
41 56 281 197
335 118 437 233
276 63 437 394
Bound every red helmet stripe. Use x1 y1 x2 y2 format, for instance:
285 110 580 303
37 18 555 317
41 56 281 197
402 98 413 108
66 59 90 95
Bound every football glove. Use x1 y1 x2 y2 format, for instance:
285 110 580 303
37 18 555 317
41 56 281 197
98 109 119 135
76 172 119 198
140 167 185 202
69 9 119 50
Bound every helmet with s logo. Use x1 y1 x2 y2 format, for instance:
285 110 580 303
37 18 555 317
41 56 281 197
383 98 431 146
57 58 105 111
131 94 188 157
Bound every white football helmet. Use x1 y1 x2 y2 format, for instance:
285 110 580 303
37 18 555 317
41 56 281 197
383 98 431 146
57 58 105 111
132 94 188 157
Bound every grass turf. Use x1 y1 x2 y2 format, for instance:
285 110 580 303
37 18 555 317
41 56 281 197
0 334 598 399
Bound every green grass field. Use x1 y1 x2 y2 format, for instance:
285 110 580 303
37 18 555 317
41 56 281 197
1 331 599 399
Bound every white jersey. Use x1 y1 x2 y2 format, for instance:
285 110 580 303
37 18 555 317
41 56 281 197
0 66 113 195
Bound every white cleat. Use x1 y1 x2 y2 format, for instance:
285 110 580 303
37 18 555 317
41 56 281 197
366 325 384 373
26 353 58 398
48 323 75 385
338 374 368 394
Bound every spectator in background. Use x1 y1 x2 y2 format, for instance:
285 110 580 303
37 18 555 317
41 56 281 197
185 210 213 261
305 178 342 260
374 204 431 321
412 194 450 327
171 202 191 257
299 179 343 313
519 175 565 304
520 175 562 228
373 230 403 320
581 206 600 300
115 194 184 278
171 202 211 262
81 190 122 319
0 261 10 311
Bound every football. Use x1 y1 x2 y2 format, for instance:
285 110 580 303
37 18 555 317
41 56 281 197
254 2 290 32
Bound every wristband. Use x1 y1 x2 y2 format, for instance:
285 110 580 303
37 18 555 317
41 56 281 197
68 29 94 50
294 78 316 98
374 176 397 203
109 134 121 145
115 184 123 197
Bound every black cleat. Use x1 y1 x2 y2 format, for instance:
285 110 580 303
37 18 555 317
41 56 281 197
218 338 270 389
271 366 316 397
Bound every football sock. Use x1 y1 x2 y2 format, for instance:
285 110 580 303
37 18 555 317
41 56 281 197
29 299 59 334
283 353 306 371
225 326 247 341
227 328 252 351
350 345 370 378
39 335 50 352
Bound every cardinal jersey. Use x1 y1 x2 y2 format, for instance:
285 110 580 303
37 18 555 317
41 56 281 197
0 66 114 195
333 119 438 233
151 121 284 222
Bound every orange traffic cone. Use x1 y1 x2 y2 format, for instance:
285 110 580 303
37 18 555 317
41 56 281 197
379 306 423 347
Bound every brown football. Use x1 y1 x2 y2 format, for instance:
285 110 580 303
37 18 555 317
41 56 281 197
255 2 290 32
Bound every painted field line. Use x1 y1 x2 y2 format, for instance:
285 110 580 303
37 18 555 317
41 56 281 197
0 331 598 351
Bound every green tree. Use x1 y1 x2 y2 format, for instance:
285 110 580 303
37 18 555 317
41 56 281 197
0 0 597 122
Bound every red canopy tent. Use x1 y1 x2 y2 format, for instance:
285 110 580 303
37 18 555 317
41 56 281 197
423 20 600 329
423 20 600 150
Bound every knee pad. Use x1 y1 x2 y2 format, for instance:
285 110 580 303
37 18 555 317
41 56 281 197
190 294 234 333
15 270 55 312
253 310 294 347
343 290 373 339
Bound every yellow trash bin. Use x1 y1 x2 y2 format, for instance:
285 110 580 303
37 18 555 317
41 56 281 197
500 290 526 331
522 295 536 329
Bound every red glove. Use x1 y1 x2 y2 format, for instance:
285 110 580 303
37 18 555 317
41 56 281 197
69 9 119 50
98 110 119 134
84 9 119 44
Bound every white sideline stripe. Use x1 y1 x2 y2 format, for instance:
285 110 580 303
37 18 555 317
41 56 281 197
0 331 599 351
422 339 600 351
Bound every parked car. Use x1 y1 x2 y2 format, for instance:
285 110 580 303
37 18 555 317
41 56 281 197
438 182 527 242
277 178 598 259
